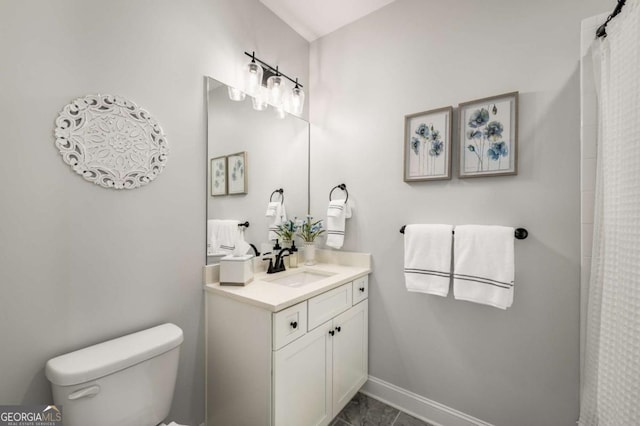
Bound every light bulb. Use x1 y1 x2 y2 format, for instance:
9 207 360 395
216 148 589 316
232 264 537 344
290 85 305 115
244 60 263 96
267 75 286 107
227 86 246 101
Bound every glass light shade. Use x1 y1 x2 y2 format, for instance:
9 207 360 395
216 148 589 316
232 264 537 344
290 86 305 115
244 61 263 96
227 86 246 101
252 87 268 111
267 75 286 107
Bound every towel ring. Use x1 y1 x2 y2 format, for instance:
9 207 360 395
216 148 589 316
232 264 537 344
270 188 284 204
329 183 349 203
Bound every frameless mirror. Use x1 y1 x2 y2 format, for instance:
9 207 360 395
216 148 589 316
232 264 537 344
206 77 310 264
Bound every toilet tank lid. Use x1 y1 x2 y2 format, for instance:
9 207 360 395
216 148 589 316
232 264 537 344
45 323 183 386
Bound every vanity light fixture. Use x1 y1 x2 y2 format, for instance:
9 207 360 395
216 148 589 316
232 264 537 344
244 52 264 96
266 67 286 107
290 78 305 115
240 51 305 115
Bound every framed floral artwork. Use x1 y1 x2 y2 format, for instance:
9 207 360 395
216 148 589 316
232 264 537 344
227 151 247 195
404 106 453 182
458 92 518 178
210 156 227 196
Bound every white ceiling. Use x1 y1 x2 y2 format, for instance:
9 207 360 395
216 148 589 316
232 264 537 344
260 0 397 42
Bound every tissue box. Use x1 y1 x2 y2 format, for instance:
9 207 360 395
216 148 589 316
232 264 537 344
220 254 254 286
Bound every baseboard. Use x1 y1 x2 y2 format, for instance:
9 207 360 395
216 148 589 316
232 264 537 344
360 376 494 426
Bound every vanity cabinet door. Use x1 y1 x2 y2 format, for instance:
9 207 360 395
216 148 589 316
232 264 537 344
332 300 368 415
273 321 333 426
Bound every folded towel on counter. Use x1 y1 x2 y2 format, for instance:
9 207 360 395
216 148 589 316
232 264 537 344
453 225 515 309
207 219 240 255
403 224 453 296
266 202 287 241
326 200 352 249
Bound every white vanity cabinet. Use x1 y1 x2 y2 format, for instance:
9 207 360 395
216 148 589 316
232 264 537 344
205 272 370 426
273 298 368 426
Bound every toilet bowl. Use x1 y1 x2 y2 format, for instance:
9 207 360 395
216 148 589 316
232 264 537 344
45 323 183 426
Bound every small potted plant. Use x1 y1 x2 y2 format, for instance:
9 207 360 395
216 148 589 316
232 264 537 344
297 215 325 265
274 219 298 247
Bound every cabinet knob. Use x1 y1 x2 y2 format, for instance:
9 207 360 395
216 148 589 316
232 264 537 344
290 321 298 329
359 287 365 292
329 330 335 336
335 326 341 333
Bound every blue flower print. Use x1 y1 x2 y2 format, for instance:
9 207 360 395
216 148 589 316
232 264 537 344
484 121 504 141
411 137 420 155
467 145 476 152
468 108 489 128
429 128 441 142
487 142 508 160
415 123 429 138
429 140 443 157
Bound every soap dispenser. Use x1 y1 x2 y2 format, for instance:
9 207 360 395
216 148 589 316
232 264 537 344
289 241 299 268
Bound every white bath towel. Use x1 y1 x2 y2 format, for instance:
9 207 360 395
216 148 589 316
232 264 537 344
326 200 352 249
266 202 287 241
207 219 240 255
403 224 453 296
453 225 515 309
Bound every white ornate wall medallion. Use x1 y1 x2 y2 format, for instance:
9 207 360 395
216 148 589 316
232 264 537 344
54 94 168 189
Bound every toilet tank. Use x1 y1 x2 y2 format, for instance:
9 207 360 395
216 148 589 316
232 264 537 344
45 323 183 426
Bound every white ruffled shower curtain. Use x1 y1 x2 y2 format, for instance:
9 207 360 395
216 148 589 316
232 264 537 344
579 1 640 424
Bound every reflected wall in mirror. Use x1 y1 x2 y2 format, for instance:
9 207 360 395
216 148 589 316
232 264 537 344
206 77 310 265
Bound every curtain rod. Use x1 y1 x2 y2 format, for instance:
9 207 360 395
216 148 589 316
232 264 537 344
596 0 627 38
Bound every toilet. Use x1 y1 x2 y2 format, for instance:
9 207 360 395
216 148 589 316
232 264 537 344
45 323 184 426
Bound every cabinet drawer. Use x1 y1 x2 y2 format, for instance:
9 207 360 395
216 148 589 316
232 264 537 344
273 301 307 350
352 276 368 305
308 283 353 330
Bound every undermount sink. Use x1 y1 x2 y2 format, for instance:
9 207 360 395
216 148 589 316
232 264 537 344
266 269 335 288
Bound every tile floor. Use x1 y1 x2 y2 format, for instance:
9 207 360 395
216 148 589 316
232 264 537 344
331 392 433 426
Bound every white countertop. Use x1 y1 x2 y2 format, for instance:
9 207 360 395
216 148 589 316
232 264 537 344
204 261 371 312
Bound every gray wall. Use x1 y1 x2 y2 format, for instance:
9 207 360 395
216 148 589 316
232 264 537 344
0 1 308 424
309 0 609 425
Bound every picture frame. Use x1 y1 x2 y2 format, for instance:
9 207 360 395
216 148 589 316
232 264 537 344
210 156 227 196
458 91 518 178
227 151 248 195
404 106 453 182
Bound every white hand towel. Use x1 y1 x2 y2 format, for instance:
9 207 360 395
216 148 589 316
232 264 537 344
208 219 237 255
216 219 240 253
265 201 279 217
326 200 351 249
267 202 287 241
404 224 453 296
453 225 515 309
